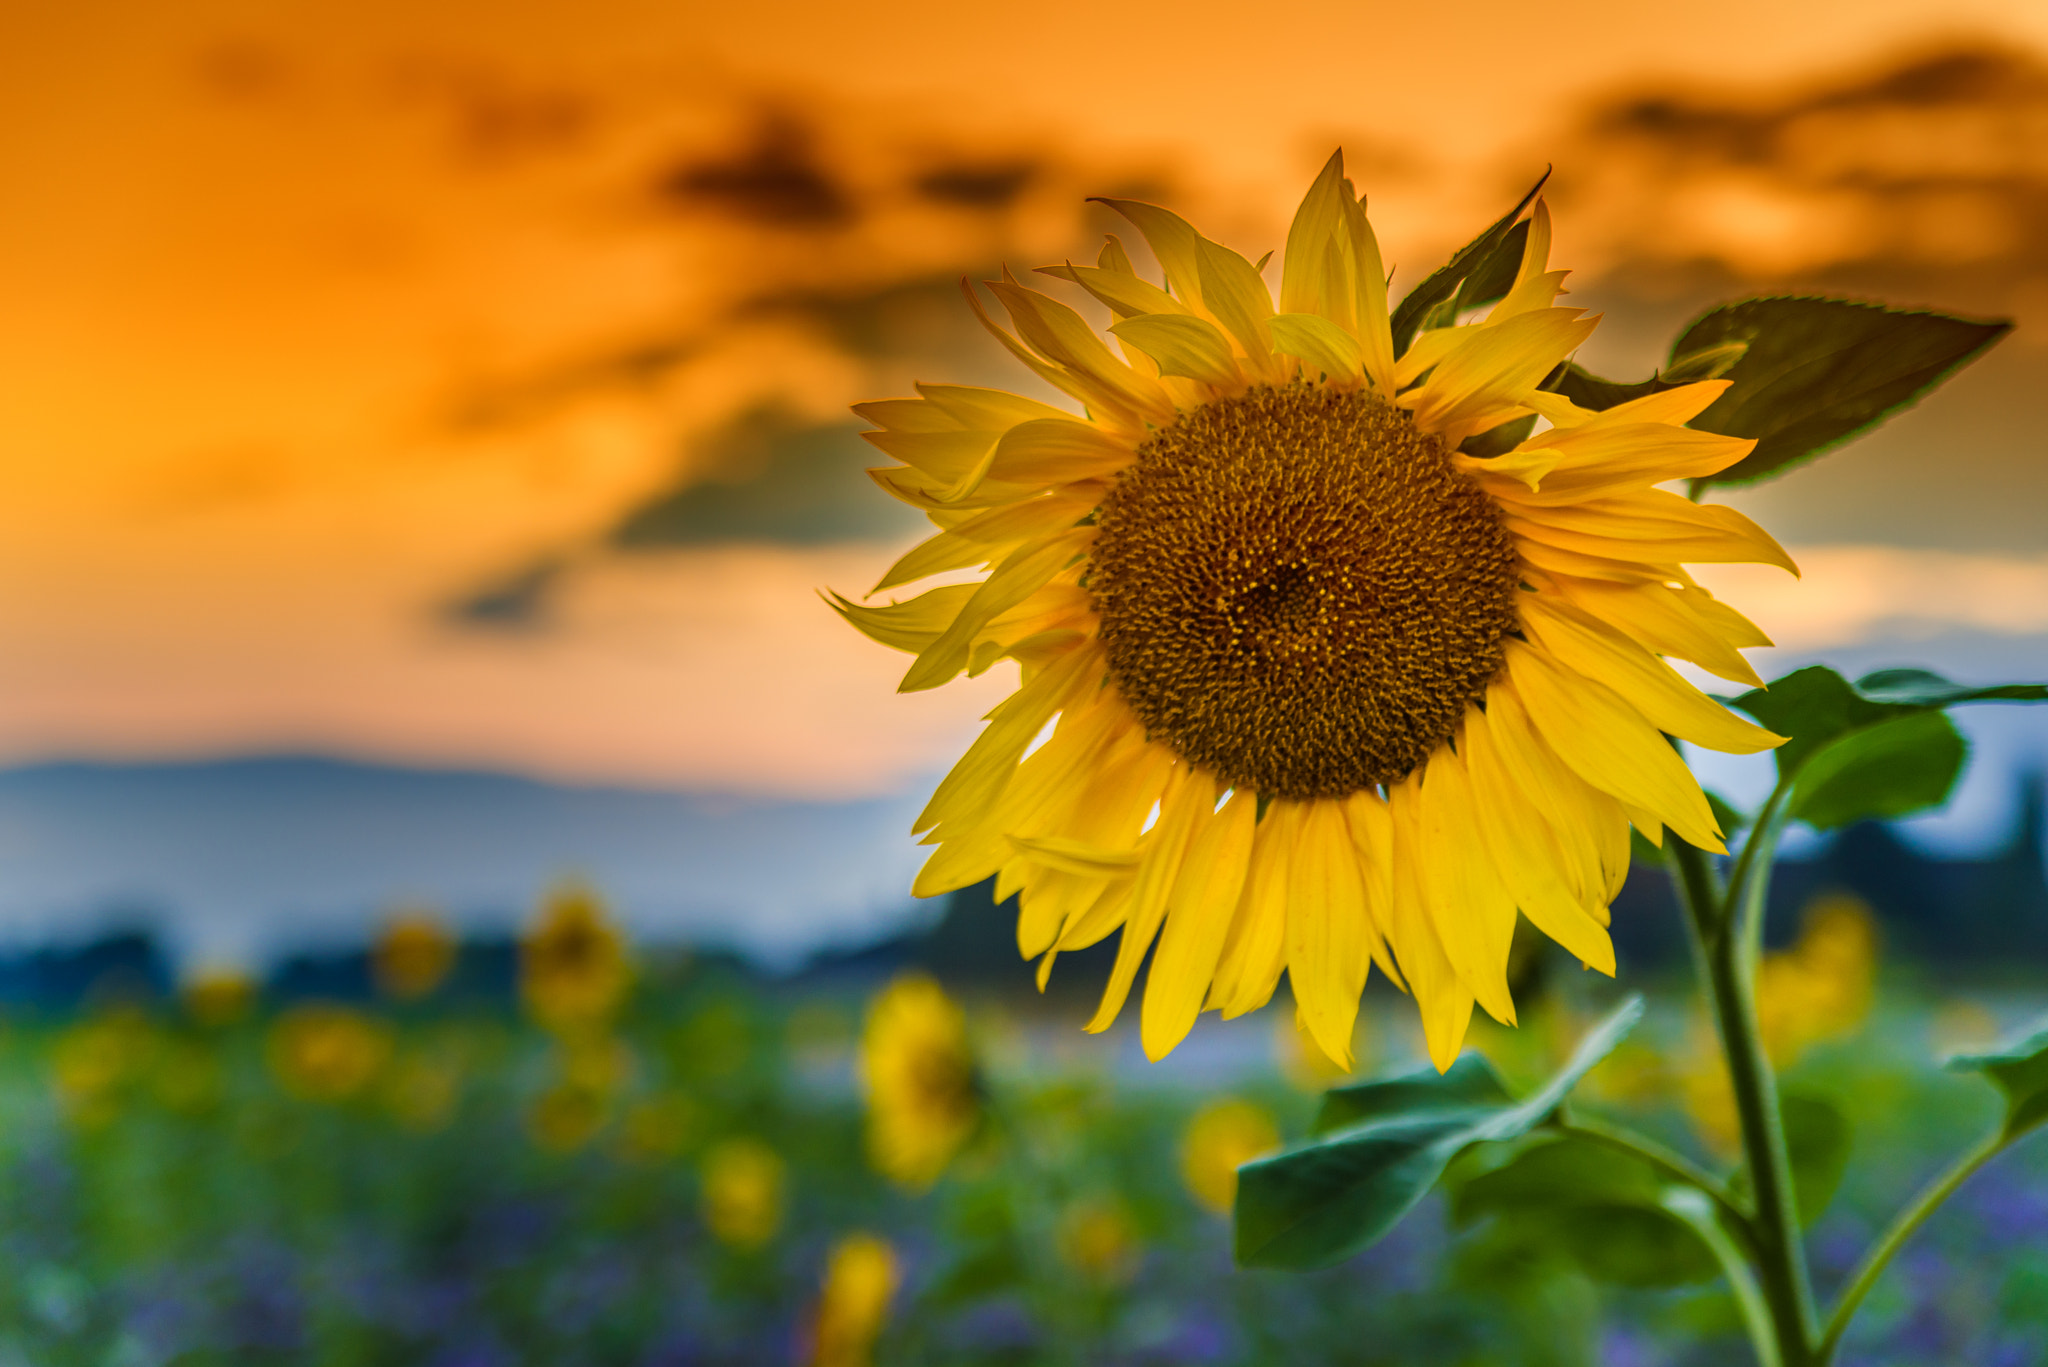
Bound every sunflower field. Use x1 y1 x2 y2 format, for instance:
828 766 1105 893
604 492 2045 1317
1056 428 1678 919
0 889 2042 1367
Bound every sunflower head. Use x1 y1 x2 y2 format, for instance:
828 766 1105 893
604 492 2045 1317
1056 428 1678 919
807 1232 901 1367
837 150 1792 1072
267 1003 393 1103
521 883 632 1035
700 1137 787 1250
373 909 458 1002
858 972 980 1191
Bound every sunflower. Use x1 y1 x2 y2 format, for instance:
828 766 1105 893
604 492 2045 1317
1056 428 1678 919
859 973 980 1190
834 151 1791 1072
521 884 632 1035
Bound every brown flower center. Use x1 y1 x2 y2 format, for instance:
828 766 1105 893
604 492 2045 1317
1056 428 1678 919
1088 384 1520 800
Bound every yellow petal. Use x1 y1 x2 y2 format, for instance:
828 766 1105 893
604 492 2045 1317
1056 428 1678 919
1005 834 1141 878
1415 743 1519 1026
1285 798 1372 1072
1519 595 1785 754
1339 787 1404 990
1141 790 1257 1059
1506 489 1799 576
914 644 1101 835
1195 237 1277 366
985 419 1132 488
1516 536 1685 586
1093 198 1211 312
988 275 1172 422
1338 191 1397 394
1210 800 1301 1019
916 382 1074 429
1034 261 1187 320
1280 150 1347 315
1545 574 1765 687
1387 778 1475 1073
1268 312 1364 384
1109 313 1241 387
1086 767 1211 1033
1460 705 1616 975
900 529 1093 693
825 583 977 654
1503 642 1724 852
851 397 963 433
1402 308 1599 444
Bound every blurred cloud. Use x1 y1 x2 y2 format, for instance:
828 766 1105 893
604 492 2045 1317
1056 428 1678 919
1545 40 2048 300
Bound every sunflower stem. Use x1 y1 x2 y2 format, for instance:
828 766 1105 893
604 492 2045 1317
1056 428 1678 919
1669 825 1817 1367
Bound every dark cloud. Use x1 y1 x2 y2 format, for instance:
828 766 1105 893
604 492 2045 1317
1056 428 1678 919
914 159 1039 209
654 113 854 227
608 405 921 550
444 558 567 631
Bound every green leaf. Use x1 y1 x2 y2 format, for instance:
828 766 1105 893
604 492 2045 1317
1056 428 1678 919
1234 995 1641 1270
1450 1134 1719 1287
1458 413 1537 459
1947 1021 2048 1142
1674 298 2009 488
1854 668 2048 709
1313 1054 1514 1136
1783 1091 1852 1224
1545 361 1665 412
1727 666 2044 830
1389 173 1548 356
1790 710 1966 832
1451 219 1531 317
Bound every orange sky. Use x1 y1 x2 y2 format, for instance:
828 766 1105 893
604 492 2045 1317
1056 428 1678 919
3 0 2046 795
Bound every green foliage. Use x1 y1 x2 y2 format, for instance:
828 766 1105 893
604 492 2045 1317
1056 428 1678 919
1947 1021 2048 1143
1450 1134 1719 1288
1233 996 1641 1270
1545 300 2008 489
1388 173 1548 354
1733 1091 1853 1226
1676 299 2009 488
1728 666 2046 831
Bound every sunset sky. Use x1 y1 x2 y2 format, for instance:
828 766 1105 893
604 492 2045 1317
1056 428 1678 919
4 0 2047 809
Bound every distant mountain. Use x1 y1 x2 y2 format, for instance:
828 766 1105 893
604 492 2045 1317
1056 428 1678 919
0 756 938 972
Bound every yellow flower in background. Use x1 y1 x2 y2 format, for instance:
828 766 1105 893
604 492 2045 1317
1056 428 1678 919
615 1093 695 1163
267 1004 393 1103
373 911 458 1002
1756 891 1878 1066
384 1046 464 1133
837 150 1791 1071
860 973 979 1191
522 884 632 1035
50 1009 156 1128
182 966 256 1027
1058 1197 1141 1285
701 1138 786 1250
1180 1098 1281 1215
528 1080 609 1153
806 1233 900 1367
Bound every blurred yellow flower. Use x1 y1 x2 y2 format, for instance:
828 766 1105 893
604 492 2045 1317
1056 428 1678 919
373 911 458 1002
522 884 632 1034
701 1138 786 1250
615 1093 694 1163
1058 1197 1140 1285
384 1047 464 1132
806 1233 899 1367
50 1010 156 1128
528 1080 609 1153
1179 1098 1281 1215
559 1033 636 1096
182 967 256 1027
860 973 979 1191
1757 891 1878 1066
267 1004 393 1102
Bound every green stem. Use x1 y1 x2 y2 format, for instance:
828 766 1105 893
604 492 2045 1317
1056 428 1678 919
1558 1113 1749 1232
1815 1131 2003 1362
1662 1186 1783 1367
1669 828 1817 1367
